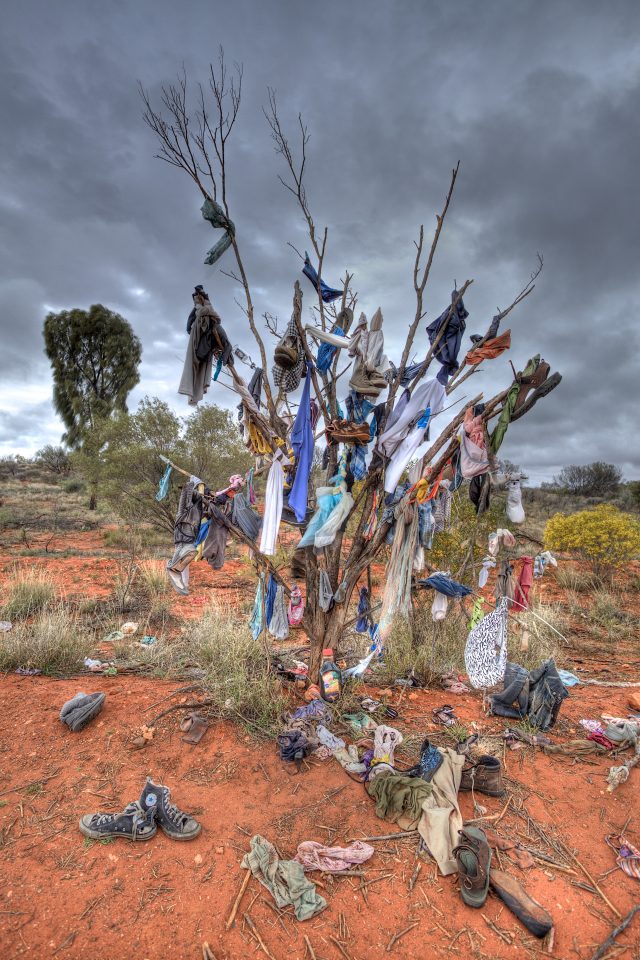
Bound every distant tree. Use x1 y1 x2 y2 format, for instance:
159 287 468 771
35 445 71 476
43 305 142 448
95 398 252 532
552 462 622 498
628 481 640 508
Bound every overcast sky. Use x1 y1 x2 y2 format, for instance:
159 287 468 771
1 0 638 484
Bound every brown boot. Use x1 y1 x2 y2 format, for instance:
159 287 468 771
453 827 492 908
459 755 505 797
489 869 553 938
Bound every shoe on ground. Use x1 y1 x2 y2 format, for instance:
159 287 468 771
79 801 156 841
459 754 505 796
489 868 553 937
453 827 492 908
139 777 201 840
60 692 106 732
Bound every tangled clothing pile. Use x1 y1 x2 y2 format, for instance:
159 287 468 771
490 659 568 730
366 749 464 876
241 834 327 921
464 597 509 689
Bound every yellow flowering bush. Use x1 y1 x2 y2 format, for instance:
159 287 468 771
545 505 640 578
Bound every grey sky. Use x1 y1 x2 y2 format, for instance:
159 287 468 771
0 0 638 483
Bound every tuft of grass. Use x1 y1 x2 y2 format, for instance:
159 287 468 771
136 601 287 735
555 566 599 593
0 605 93 675
589 589 624 625
138 560 170 600
514 599 566 670
2 569 56 619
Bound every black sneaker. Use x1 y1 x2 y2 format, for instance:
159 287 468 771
139 778 201 840
79 801 157 841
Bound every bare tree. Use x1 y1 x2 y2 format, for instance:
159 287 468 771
141 59 561 681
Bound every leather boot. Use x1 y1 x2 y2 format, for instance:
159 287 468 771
459 755 505 797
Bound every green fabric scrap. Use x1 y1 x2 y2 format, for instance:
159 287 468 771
241 834 327 921
489 354 539 454
366 771 433 828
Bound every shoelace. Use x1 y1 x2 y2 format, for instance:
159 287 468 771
163 794 188 827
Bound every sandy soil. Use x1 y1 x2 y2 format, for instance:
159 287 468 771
0 532 639 959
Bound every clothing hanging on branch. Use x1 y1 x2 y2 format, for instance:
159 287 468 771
259 450 289 556
302 252 342 303
288 364 314 522
426 288 469 385
464 597 509 689
201 197 235 265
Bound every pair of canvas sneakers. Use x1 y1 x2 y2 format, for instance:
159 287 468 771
79 778 201 842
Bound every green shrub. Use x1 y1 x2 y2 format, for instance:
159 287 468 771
62 478 85 494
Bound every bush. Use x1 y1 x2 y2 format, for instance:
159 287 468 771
80 397 253 534
136 602 287 733
545 505 640 579
62 478 85 494
2 569 56 619
552 462 622 497
35 445 71 476
0 606 93 675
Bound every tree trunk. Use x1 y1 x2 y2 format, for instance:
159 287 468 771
89 493 97 510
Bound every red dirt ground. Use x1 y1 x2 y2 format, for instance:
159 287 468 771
0 537 639 959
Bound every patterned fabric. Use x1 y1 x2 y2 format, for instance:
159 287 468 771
607 834 640 880
272 319 305 392
464 597 509 689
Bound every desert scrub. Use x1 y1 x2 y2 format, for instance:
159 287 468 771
0 606 92 675
136 601 287 734
545 505 640 580
138 560 170 599
2 569 56 619
554 566 599 593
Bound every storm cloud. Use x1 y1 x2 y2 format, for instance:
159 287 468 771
0 0 638 483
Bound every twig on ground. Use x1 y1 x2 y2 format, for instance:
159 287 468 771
386 921 419 952
244 914 276 960
226 869 251 930
590 905 640 960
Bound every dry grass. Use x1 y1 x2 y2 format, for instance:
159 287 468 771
515 600 567 669
2 568 57 619
131 600 287 734
0 605 93 675
379 593 566 682
554 566 600 593
138 560 170 598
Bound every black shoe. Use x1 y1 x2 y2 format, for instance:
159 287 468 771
79 801 156 841
139 778 201 840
